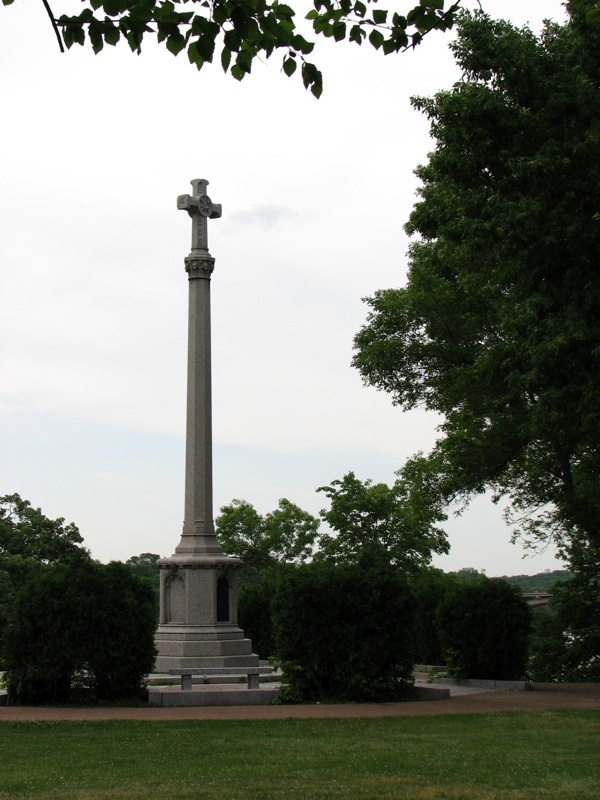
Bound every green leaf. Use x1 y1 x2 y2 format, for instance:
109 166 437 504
154 0 175 22
372 9 387 25
332 21 346 42
223 28 241 51
230 63 246 81
282 55 297 76
191 33 216 62
275 4 295 19
73 25 86 46
88 22 104 53
166 32 186 56
369 29 384 49
382 37 397 55
103 0 122 17
349 24 364 44
236 47 253 74
354 1 366 18
104 23 121 46
301 60 322 98
221 46 232 72
291 34 314 54
212 4 228 25
187 40 204 69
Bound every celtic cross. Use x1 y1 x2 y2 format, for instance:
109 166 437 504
177 178 222 254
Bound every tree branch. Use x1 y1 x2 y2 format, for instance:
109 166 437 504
41 0 65 53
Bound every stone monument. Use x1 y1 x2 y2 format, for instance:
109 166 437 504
154 179 259 674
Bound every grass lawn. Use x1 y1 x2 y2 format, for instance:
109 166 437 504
0 710 598 799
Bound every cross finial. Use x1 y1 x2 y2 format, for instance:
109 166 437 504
177 178 222 254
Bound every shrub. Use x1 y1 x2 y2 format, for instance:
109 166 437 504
436 578 531 680
238 575 276 660
3 560 156 704
410 569 461 665
270 560 417 702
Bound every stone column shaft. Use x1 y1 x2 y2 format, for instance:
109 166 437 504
176 259 222 555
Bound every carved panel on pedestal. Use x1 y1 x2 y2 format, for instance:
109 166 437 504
165 572 185 623
216 575 230 622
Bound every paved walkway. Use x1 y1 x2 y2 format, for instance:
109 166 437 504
0 683 598 721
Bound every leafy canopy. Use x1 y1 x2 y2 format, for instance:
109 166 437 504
217 467 448 575
215 497 319 572
2 0 462 97
317 470 448 569
0 492 87 564
353 4 600 554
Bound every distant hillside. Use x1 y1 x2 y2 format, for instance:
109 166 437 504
450 569 571 593
497 570 570 593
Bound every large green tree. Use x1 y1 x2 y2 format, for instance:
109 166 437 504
0 493 87 564
216 497 319 573
528 538 600 682
2 0 462 96
353 4 600 555
317 470 448 568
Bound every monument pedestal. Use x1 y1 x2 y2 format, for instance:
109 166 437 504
154 555 259 673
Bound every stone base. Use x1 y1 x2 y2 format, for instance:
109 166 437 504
148 683 281 707
154 623 260 673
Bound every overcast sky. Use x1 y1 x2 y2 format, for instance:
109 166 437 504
1 0 568 575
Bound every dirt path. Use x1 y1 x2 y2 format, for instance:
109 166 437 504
0 683 598 722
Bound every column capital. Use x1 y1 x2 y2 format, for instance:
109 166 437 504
185 254 215 280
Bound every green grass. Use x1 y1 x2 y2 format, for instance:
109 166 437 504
1 711 598 799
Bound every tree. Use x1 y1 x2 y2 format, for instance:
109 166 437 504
0 493 87 563
215 497 319 574
528 541 600 682
316 470 448 569
3 0 463 97
263 498 320 563
352 6 600 556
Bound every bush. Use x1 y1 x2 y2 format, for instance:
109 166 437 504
238 575 276 660
436 578 531 680
2 560 157 704
410 569 460 665
270 560 417 702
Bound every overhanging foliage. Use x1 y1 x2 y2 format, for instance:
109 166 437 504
2 0 463 96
